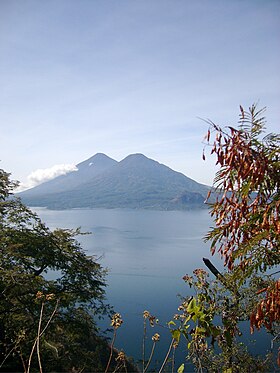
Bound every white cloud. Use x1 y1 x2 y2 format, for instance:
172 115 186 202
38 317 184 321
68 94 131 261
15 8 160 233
17 164 78 191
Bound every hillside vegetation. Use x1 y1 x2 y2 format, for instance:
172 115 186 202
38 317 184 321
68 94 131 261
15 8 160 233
18 153 210 210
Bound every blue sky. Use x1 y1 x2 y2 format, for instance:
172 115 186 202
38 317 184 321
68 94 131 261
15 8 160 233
0 0 279 189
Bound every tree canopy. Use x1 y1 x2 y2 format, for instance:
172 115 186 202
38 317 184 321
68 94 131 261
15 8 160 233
204 104 279 275
203 105 279 336
0 168 134 372
165 105 280 372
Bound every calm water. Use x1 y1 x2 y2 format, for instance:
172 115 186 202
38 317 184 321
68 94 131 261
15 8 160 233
32 208 273 371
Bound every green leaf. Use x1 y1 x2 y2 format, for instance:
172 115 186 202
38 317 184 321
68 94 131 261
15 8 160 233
183 315 191 324
210 326 221 338
177 363 185 373
171 329 181 342
197 311 205 319
224 330 233 346
196 326 206 335
168 320 176 327
187 298 196 313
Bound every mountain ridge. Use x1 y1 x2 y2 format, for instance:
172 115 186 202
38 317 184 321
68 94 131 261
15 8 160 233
18 153 210 210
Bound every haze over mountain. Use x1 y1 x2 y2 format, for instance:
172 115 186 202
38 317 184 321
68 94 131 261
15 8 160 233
21 153 118 195
18 153 211 210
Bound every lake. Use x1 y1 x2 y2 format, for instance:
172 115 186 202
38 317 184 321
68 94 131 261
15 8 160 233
32 207 273 371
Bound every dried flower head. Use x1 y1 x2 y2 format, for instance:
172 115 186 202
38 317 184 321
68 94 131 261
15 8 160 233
143 310 158 326
178 301 188 312
18 329 26 340
46 293 55 301
143 310 150 319
111 313 123 329
149 315 156 327
152 333 160 342
36 291 44 300
182 274 193 283
116 350 126 362
193 268 208 278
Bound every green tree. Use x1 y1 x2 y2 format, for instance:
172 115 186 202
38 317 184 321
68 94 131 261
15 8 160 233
0 168 134 372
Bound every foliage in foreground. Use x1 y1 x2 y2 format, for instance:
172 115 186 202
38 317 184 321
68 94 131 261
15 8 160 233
180 105 279 371
106 105 279 373
0 169 136 372
180 104 279 371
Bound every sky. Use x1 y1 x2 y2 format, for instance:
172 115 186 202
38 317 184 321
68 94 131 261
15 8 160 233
0 0 279 190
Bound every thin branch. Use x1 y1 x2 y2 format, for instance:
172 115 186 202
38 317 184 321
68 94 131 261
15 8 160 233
19 347 27 373
27 339 37 373
266 270 280 277
37 300 44 373
203 257 240 296
27 302 45 373
144 342 156 373
171 345 177 373
27 299 59 373
142 318 147 372
0 343 20 369
158 338 175 373
39 299 59 336
105 328 117 373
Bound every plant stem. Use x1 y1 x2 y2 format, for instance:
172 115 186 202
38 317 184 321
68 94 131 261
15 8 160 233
0 345 18 369
158 338 175 373
37 300 44 373
27 338 37 373
195 340 203 373
39 299 59 336
27 301 45 373
19 349 27 373
142 319 147 372
171 345 176 373
105 328 117 373
27 299 59 373
144 342 156 373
